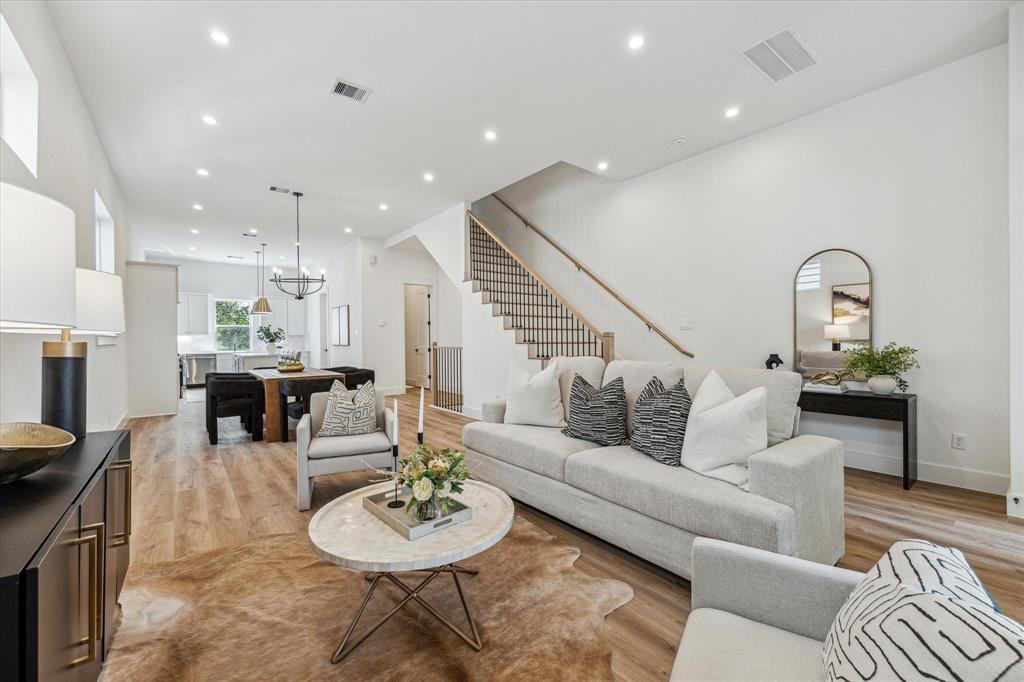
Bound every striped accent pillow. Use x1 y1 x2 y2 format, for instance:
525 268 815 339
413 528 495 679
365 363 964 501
316 380 378 437
630 377 691 466
562 375 628 446
823 539 1023 681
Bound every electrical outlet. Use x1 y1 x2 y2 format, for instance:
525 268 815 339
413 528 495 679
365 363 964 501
680 319 695 331
951 433 967 450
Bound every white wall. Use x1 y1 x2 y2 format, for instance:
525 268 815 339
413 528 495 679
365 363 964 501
125 261 178 417
322 240 363 369
473 45 1010 494
1008 2 1024 518
0 2 130 430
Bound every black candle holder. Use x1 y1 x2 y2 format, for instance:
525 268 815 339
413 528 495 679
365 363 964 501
387 443 404 508
417 431 423 445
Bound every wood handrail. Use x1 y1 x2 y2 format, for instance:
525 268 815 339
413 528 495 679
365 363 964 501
466 210 606 341
490 193 694 358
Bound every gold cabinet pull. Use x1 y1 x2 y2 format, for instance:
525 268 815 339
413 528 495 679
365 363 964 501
68 526 101 667
109 460 132 546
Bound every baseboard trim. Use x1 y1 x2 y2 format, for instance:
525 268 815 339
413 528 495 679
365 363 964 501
126 410 179 420
378 385 409 397
844 447 1009 495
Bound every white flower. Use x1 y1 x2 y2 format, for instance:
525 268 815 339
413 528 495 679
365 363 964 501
412 477 434 502
436 480 453 498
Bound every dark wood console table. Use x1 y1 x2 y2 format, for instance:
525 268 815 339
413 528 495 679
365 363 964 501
797 390 917 490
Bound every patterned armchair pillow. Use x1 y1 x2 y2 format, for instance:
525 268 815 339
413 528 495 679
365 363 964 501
823 539 1023 681
316 380 379 438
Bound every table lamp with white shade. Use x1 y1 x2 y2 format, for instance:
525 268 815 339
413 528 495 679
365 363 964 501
823 323 851 351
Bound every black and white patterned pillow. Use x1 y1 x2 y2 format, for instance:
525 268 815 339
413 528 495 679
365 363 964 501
562 375 628 446
823 539 1024 681
630 377 691 466
316 380 379 438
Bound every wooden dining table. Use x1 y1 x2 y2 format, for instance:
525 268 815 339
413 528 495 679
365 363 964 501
248 367 343 442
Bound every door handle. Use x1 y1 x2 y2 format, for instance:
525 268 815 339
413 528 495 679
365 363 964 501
109 461 132 546
68 523 103 667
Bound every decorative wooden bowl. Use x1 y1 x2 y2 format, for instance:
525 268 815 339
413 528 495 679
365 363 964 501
0 422 76 484
277 364 305 373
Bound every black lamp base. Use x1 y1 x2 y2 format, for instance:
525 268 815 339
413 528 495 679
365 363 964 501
41 334 87 438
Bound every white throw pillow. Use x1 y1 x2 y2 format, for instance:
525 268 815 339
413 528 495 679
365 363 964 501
504 360 565 428
681 370 767 487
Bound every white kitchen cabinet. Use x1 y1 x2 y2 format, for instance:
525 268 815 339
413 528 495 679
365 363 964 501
215 354 234 373
262 297 289 335
177 293 210 335
286 298 305 335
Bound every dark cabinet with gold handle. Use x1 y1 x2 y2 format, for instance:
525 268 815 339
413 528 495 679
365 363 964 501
0 430 131 682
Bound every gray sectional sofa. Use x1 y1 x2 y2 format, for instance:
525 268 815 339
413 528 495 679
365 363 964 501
462 358 845 578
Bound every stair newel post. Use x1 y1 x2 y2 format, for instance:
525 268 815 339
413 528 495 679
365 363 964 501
601 332 615 363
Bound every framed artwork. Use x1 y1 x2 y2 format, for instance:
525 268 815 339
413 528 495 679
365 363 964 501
832 283 871 340
331 305 350 346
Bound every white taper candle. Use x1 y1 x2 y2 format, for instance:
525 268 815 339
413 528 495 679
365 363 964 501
418 386 425 434
392 398 399 444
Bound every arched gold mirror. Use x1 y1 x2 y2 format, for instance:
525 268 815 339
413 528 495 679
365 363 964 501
793 249 871 379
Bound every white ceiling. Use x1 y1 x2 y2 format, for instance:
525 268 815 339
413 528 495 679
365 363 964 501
47 0 1013 268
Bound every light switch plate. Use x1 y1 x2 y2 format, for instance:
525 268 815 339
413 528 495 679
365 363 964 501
680 319 695 331
951 433 967 450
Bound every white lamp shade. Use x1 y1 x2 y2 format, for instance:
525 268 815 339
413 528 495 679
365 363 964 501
823 324 851 340
0 183 77 329
73 268 125 334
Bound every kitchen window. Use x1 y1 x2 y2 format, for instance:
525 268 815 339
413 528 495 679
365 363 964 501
214 299 252 351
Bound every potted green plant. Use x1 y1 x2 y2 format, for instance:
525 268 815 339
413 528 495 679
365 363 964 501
843 342 920 394
256 325 286 355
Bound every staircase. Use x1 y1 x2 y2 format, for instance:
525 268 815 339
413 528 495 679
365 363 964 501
466 211 613 363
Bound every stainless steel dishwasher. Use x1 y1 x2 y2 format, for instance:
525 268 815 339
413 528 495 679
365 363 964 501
183 353 216 387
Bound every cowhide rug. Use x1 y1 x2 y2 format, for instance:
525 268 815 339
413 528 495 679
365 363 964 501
100 518 634 681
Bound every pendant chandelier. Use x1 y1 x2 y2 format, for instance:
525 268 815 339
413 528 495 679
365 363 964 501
271 191 325 300
251 242 271 316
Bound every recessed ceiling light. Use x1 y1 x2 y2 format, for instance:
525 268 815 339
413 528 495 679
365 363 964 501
724 107 740 118
192 204 203 211
249 228 258 234
210 30 229 45
423 172 434 182
379 203 388 211
597 161 608 171
279 256 285 260
484 130 497 142
344 227 353 233
196 168 209 177
190 228 199 234
628 35 645 50
201 114 217 126
189 246 197 251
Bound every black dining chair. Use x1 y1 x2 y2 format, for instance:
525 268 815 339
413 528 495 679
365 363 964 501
325 367 376 389
206 373 265 444
278 377 337 443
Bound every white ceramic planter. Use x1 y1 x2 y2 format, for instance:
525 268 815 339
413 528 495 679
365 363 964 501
266 343 278 355
867 375 898 395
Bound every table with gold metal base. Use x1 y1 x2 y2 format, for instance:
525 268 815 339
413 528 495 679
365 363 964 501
307 481 515 664
332 563 481 663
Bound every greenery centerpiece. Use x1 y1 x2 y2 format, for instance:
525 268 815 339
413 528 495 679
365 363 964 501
378 445 470 521
256 325 286 353
843 342 920 393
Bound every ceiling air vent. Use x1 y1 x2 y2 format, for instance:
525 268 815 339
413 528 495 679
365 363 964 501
331 78 372 103
741 27 817 83
269 186 291 194
227 255 244 260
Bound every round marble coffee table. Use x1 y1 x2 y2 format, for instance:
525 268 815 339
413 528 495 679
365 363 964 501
308 480 514 663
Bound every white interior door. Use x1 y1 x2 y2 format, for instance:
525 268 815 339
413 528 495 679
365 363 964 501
317 293 329 368
404 284 431 388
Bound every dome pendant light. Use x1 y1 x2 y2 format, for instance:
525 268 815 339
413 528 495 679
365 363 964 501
271 191 325 300
251 243 272 315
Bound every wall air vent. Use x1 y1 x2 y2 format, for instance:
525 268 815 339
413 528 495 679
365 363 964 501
741 27 817 83
269 186 291 194
331 78 372 103
227 255 244 260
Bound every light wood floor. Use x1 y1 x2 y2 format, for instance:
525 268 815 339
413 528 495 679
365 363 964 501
126 387 1024 681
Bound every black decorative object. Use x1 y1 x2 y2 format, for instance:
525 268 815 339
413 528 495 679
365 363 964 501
270 191 326 300
41 331 88 438
387 442 404 508
765 354 783 370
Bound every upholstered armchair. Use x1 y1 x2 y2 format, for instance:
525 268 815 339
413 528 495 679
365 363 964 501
296 390 395 511
205 373 264 444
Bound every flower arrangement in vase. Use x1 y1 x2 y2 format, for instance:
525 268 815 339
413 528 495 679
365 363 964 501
256 325 285 354
382 445 470 521
843 342 920 394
